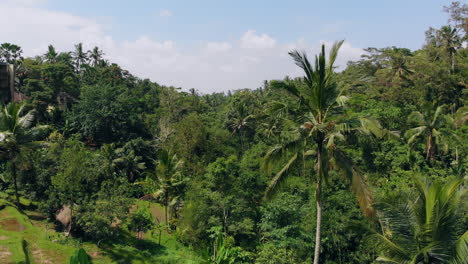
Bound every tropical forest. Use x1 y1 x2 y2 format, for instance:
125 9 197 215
0 1 467 264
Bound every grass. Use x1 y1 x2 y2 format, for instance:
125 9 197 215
0 198 202 264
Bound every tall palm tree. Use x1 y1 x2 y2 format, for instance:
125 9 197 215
44 45 58 63
373 176 467 264
450 106 468 164
88 46 104 67
263 41 392 264
73 43 88 72
439 26 461 74
0 43 23 65
0 103 47 206
405 103 457 161
226 102 255 152
139 149 186 229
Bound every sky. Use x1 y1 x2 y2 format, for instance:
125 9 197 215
0 0 454 93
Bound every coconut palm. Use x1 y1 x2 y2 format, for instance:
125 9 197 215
0 103 48 206
88 46 104 67
0 43 23 65
44 45 58 63
226 102 255 152
448 106 468 164
373 176 467 264
139 149 186 229
72 43 88 72
112 146 146 182
439 26 461 74
263 41 394 264
405 103 457 161
388 52 413 81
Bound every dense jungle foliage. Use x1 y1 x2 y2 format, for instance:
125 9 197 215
0 2 467 264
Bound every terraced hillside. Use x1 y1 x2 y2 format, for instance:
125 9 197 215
0 199 201 264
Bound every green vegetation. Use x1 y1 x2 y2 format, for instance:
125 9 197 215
0 2 467 263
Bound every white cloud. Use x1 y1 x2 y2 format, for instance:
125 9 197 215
204 42 232 53
240 30 276 49
159 9 172 17
0 2 363 93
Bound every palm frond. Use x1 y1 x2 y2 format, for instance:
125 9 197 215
359 117 400 140
288 50 315 85
407 111 426 126
265 153 299 199
327 40 344 74
262 135 304 174
269 80 311 111
405 126 427 146
450 231 468 264
331 147 374 217
431 105 446 127
336 95 349 107
373 234 411 262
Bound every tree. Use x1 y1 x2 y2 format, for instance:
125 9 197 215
439 26 461 73
0 43 23 65
444 1 468 38
263 41 384 264
88 46 104 67
73 43 88 73
386 48 413 81
51 139 106 235
68 84 144 144
127 208 154 239
226 102 255 152
405 103 457 161
0 103 48 206
140 149 186 229
203 227 246 264
44 45 58 63
373 176 467 264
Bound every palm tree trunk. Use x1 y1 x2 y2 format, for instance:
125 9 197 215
313 142 323 264
239 132 244 154
164 198 169 232
12 163 20 207
67 204 73 237
314 177 322 264
313 177 322 264
426 135 435 161
450 51 455 74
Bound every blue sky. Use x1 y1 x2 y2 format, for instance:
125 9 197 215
1 0 454 92
44 0 449 49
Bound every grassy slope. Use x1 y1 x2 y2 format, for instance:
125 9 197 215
0 199 201 264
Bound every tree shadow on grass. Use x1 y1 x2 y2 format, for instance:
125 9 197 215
99 230 168 264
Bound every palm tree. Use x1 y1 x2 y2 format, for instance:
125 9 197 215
72 43 88 72
373 176 467 264
387 52 413 81
450 106 468 164
114 149 146 182
139 149 186 230
405 103 457 161
226 102 255 152
57 52 74 68
0 103 47 206
263 41 391 264
0 43 23 65
44 45 58 63
439 26 461 74
88 46 104 67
